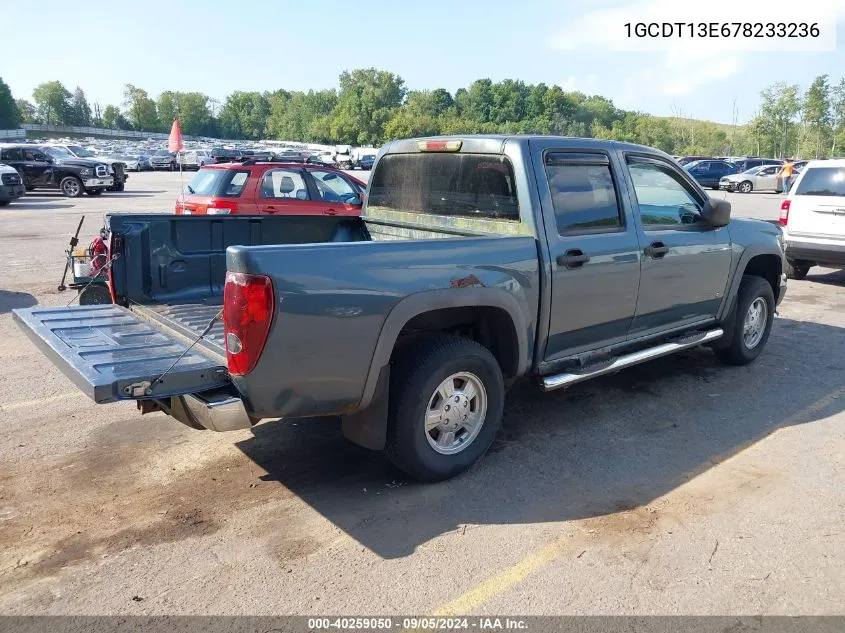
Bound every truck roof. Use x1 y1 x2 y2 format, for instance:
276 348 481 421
382 134 669 158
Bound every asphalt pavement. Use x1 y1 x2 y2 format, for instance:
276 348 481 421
0 172 843 616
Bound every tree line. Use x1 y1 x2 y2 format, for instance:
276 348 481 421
1 70 844 158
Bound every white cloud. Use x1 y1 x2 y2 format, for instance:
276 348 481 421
561 74 599 94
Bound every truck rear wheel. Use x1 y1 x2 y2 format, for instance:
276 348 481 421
385 334 505 482
714 275 775 366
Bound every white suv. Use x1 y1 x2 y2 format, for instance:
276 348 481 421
780 159 845 279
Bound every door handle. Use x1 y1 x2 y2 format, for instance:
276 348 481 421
325 208 339 215
557 249 590 269
645 242 670 259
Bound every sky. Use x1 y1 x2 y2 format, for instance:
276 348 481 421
3 0 845 125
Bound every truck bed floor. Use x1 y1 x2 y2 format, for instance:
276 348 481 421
132 300 226 362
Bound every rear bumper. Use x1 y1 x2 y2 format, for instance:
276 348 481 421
143 388 258 432
785 237 845 266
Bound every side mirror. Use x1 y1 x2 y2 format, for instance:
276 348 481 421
702 198 731 228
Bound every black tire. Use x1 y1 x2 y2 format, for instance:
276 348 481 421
714 276 775 366
385 334 505 482
25 185 35 192
0 200 10 207
78 284 112 305
114 183 125 192
785 258 811 280
170 162 177 171
738 181 753 193
86 188 103 196
59 176 83 198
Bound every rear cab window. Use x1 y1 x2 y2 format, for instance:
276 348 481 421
186 168 251 197
794 167 845 197
367 153 519 222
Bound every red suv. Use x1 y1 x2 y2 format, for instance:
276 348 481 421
175 162 367 216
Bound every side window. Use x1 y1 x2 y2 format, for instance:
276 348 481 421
0 148 23 161
627 159 703 227
259 169 309 200
309 169 358 202
760 166 777 176
23 149 47 162
221 170 250 197
545 153 623 234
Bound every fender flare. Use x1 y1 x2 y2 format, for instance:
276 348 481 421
356 288 531 411
718 244 783 321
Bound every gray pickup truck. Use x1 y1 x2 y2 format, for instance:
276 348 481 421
13 136 787 481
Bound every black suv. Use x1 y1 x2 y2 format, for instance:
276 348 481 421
0 144 114 197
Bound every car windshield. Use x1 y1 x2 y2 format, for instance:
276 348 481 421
43 146 73 158
154 150 171 156
67 145 95 157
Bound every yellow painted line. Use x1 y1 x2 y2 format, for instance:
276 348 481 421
428 382 845 617
0 392 85 413
432 536 570 616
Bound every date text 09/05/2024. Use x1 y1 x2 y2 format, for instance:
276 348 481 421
624 22 820 38
307 617 528 630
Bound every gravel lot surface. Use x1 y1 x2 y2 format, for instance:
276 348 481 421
0 172 843 615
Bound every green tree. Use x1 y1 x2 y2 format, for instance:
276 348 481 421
330 69 405 145
829 77 845 155
266 89 337 141
218 91 271 139
15 98 36 124
122 84 158 131
0 78 20 129
800 75 831 158
102 104 131 130
32 81 72 125
156 91 178 131
70 87 92 126
759 82 801 157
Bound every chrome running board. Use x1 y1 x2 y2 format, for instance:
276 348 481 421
541 329 724 391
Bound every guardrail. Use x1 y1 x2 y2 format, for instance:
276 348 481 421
0 128 26 140
20 123 220 142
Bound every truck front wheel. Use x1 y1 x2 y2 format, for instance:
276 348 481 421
714 275 775 366
385 334 505 482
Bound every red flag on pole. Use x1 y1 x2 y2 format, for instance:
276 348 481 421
168 119 184 153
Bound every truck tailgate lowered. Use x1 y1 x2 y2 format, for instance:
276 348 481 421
12 304 229 403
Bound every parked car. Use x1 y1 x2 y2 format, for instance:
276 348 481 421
730 157 782 172
175 162 366 215
719 164 782 193
0 162 25 206
0 144 113 197
780 159 845 279
676 155 714 166
358 154 376 170
178 150 213 170
14 136 787 482
210 148 241 164
684 159 739 189
149 150 177 171
119 155 144 172
41 144 128 192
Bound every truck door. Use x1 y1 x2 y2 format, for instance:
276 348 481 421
531 143 642 360
620 154 732 337
22 148 53 186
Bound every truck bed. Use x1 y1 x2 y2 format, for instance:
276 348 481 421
133 300 226 362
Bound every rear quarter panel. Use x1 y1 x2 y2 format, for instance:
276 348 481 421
227 236 541 419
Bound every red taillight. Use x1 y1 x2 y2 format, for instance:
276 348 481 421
208 200 237 215
779 200 791 226
223 272 274 376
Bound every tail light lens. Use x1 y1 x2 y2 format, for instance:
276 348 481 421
208 200 237 215
779 200 790 226
223 272 274 376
